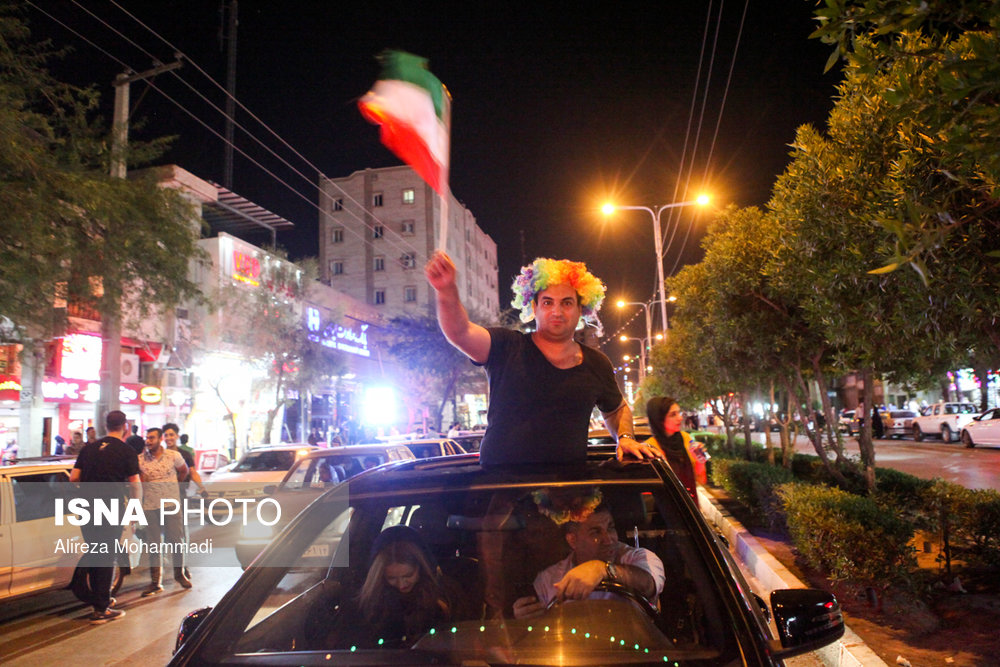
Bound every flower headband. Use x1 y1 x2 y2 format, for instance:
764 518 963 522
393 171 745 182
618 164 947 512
510 258 607 331
532 487 604 526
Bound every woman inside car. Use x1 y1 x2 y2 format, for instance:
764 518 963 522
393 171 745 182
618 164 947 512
355 525 466 647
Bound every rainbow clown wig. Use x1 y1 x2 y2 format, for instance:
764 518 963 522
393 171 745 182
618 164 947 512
510 258 607 334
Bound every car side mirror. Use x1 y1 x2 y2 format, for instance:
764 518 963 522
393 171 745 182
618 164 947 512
174 606 212 654
769 588 844 659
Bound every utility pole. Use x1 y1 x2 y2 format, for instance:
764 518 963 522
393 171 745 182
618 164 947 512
96 60 182 431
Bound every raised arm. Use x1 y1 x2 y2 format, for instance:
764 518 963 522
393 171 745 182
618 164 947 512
425 250 492 363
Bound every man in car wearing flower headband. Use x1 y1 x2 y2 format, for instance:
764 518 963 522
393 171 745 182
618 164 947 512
425 250 661 465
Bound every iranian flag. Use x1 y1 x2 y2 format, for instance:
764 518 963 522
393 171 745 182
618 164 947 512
359 50 451 195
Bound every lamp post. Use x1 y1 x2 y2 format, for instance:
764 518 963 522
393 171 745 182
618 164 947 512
620 332 662 386
603 195 708 332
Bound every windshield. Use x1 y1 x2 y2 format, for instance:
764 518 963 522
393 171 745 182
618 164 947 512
233 450 298 473
203 476 744 665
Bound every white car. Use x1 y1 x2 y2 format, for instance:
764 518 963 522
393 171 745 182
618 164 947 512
911 402 978 443
960 408 1000 448
204 445 317 500
0 458 136 601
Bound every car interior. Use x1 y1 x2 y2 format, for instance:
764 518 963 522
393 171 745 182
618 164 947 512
221 480 735 662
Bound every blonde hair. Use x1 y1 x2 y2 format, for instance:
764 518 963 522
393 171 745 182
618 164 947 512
358 538 448 622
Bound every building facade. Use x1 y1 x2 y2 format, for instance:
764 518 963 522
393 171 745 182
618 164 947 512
318 166 499 319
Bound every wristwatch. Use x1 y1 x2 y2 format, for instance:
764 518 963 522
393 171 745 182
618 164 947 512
605 560 618 582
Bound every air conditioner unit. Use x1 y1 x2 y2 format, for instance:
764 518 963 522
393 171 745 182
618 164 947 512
120 353 140 383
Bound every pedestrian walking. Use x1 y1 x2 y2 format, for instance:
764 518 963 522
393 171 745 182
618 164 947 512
69 410 139 623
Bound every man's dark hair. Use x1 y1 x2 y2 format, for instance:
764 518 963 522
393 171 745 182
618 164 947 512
180 433 189 445
564 501 613 534
162 422 180 434
147 427 163 437
131 424 139 434
106 410 127 430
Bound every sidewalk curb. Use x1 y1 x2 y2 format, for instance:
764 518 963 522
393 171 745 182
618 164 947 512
697 486 888 667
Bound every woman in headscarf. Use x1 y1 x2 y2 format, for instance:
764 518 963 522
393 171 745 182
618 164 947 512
645 397 708 505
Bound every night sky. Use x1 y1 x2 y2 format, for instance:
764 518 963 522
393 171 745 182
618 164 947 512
29 1 840 343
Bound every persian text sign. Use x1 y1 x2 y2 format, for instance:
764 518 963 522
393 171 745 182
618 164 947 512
305 307 371 358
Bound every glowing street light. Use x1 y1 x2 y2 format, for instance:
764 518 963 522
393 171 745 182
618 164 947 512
603 195 710 332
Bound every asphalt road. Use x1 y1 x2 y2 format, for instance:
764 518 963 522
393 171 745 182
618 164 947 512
757 431 1000 492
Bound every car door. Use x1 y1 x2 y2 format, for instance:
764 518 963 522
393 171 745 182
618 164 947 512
0 472 13 598
9 468 81 598
981 409 1000 444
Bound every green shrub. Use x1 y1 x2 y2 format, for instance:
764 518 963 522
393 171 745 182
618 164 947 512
872 468 935 528
778 482 915 586
925 482 1000 568
711 460 795 529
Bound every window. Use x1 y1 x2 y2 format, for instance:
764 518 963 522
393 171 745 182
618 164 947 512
373 193 383 207
331 261 344 276
401 252 416 269
372 225 384 239
374 289 386 305
373 256 385 272
332 198 343 211
404 286 417 303
401 220 415 235
13 471 69 522
332 228 344 243
402 188 415 204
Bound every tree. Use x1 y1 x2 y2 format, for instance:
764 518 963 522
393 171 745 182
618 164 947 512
0 7 205 453
0 7 202 341
222 252 343 444
386 314 484 432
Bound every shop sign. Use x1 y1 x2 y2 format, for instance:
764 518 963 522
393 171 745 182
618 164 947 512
140 386 163 404
0 374 21 401
41 379 161 405
232 251 261 286
61 333 102 381
305 307 371 358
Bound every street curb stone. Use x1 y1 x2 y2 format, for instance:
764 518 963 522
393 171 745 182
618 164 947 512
697 486 889 667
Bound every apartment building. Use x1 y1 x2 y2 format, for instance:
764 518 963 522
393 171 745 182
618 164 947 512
318 166 499 320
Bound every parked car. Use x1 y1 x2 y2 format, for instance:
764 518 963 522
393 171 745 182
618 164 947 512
960 408 1000 448
0 458 135 601
171 453 844 665
881 410 918 439
234 443 416 567
203 444 317 500
911 402 978 442
838 409 855 433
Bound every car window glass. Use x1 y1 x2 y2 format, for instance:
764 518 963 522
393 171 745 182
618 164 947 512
235 451 297 472
959 404 976 414
284 461 310 490
221 481 738 663
12 471 70 522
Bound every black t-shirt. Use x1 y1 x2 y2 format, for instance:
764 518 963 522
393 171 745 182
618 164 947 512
477 328 623 465
74 436 140 482
73 436 140 503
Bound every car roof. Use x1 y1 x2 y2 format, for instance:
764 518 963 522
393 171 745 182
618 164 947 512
341 452 662 498
0 457 75 473
241 444 317 455
300 444 414 459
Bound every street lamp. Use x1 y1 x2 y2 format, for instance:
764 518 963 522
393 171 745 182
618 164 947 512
620 332 663 385
603 197 709 332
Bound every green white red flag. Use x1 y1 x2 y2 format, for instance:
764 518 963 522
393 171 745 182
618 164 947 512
359 50 451 195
